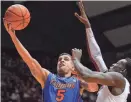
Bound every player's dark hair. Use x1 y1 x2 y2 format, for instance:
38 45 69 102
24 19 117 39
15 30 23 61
59 53 72 57
125 57 131 78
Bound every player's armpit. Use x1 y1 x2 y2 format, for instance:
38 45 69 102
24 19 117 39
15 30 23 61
28 59 50 88
80 80 98 92
82 72 125 88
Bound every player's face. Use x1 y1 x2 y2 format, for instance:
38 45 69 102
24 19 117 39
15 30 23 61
57 55 74 75
109 59 127 73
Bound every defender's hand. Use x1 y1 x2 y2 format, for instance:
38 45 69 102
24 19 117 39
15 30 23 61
75 1 90 27
72 48 82 61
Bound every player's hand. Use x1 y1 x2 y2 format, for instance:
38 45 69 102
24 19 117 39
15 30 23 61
74 1 90 28
3 18 15 36
72 48 82 61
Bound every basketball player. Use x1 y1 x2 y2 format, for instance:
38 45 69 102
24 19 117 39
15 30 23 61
72 1 130 102
3 17 98 101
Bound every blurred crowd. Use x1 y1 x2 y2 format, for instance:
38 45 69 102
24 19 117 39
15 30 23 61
1 48 131 102
1 52 42 102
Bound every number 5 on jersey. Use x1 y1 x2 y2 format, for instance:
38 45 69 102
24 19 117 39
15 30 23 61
56 89 66 101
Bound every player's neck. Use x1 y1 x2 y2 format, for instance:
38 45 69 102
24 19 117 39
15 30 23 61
58 73 71 77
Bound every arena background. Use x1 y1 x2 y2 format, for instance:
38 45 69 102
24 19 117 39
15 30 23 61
1 1 131 102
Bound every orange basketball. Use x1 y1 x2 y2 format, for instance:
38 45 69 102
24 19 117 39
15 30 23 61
4 4 31 30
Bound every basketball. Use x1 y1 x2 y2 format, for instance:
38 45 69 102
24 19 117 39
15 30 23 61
4 4 31 30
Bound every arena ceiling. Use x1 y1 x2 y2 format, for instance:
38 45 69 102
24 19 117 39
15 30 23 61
1 1 131 56
83 1 131 49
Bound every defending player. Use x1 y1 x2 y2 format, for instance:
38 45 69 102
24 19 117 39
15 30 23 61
72 1 130 102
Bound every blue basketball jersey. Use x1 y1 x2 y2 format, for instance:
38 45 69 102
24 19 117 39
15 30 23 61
42 73 83 102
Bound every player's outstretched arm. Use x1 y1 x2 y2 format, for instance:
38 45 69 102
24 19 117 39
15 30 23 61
3 20 50 88
72 49 125 88
72 48 98 92
75 1 108 72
